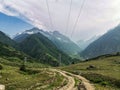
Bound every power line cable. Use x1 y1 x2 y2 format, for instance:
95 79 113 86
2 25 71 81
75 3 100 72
45 0 74 65
65 0 73 34
45 0 63 65
45 0 54 29
71 0 86 37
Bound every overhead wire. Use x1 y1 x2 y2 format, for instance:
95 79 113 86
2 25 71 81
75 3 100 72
45 0 64 66
45 0 86 65
65 0 73 35
45 0 54 29
71 0 86 37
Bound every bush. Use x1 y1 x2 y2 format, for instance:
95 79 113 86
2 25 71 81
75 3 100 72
0 64 3 70
86 65 97 70
100 81 109 86
19 65 26 71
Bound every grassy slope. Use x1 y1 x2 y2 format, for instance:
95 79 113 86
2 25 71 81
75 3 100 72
0 42 67 89
19 33 72 66
60 55 120 90
0 57 67 90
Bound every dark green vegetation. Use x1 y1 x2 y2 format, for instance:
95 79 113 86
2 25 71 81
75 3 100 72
13 28 81 58
0 42 30 60
0 64 3 70
0 42 67 89
19 33 73 66
0 41 45 68
60 55 120 90
0 30 76 66
81 24 120 59
0 58 67 90
0 31 18 49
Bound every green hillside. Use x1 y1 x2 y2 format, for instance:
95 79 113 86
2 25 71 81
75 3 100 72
0 57 68 90
13 28 81 58
0 42 28 60
0 30 74 66
0 42 67 90
19 33 72 66
81 25 120 59
60 54 120 90
0 31 18 49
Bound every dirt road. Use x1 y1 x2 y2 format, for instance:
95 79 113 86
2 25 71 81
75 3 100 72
63 71 95 90
50 69 75 90
51 69 95 90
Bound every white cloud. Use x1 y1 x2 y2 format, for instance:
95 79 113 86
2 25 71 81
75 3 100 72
0 0 120 41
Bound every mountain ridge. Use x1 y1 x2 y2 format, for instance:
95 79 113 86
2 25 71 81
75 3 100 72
13 28 81 57
19 32 73 66
81 24 120 59
0 31 18 48
0 30 73 66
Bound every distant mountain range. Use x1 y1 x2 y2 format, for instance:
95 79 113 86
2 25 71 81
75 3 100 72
2 9 120 63
0 30 79 66
14 28 81 57
18 32 73 66
81 24 120 59
77 35 100 51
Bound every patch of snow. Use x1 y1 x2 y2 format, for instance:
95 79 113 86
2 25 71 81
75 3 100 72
57 37 62 40
25 31 34 34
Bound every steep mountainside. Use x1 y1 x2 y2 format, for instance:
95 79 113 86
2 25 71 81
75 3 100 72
0 31 17 48
19 33 72 66
81 25 120 59
0 42 29 60
13 28 80 57
0 30 74 66
77 35 100 51
50 31 81 56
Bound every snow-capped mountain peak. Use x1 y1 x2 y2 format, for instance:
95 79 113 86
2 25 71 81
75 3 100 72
23 27 43 34
13 27 81 56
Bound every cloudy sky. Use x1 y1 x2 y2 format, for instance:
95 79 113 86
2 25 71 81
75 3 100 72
0 0 120 41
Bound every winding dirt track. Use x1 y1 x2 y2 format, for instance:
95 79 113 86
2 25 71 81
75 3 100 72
55 70 75 90
0 69 94 90
51 69 95 90
64 71 95 90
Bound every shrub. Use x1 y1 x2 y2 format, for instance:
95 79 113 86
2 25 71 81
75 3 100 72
86 65 97 70
19 65 26 71
0 64 3 70
100 81 109 86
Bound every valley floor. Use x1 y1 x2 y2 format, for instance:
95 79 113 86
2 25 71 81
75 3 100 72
0 66 94 90
0 55 120 90
0 57 94 90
